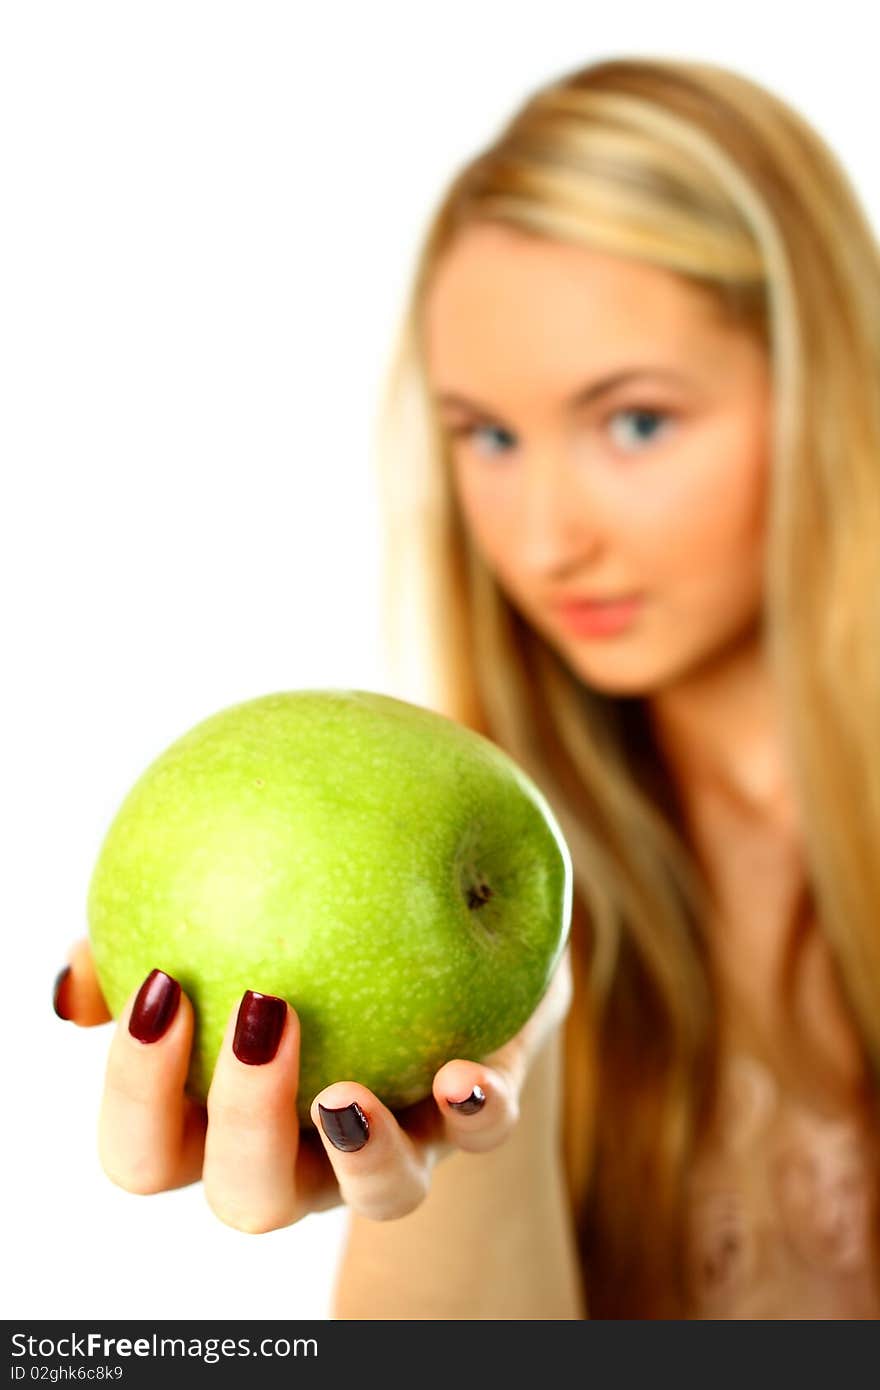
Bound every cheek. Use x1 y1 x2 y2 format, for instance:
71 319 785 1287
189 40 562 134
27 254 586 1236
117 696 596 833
636 426 770 607
449 416 771 620
451 461 517 569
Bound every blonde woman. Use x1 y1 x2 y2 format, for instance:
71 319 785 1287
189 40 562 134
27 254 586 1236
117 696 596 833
53 56 880 1319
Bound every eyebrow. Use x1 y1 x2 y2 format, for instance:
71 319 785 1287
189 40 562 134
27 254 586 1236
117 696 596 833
433 367 694 416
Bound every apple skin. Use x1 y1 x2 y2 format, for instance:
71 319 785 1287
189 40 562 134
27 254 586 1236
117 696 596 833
87 689 572 1127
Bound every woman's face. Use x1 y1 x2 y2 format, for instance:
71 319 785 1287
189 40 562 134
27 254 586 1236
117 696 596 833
423 223 773 697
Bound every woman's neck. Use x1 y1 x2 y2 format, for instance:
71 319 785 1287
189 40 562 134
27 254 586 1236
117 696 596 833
646 622 800 843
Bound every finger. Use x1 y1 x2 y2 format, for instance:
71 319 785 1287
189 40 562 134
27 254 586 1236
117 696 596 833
309 1082 430 1222
52 937 113 1026
431 1058 520 1154
429 946 574 1156
99 968 206 1194
203 991 302 1235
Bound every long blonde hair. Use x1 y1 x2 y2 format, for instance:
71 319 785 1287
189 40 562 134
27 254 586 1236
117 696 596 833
374 56 880 1316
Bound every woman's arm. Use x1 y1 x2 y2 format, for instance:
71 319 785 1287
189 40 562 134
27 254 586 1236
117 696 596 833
330 1025 588 1320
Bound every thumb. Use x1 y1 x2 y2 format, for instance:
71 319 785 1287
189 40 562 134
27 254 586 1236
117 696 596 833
53 937 113 1026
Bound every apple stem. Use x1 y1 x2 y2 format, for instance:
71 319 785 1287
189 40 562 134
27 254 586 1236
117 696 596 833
466 881 493 910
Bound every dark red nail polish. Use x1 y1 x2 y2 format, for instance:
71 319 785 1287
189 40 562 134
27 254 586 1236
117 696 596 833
232 990 287 1065
318 1101 370 1152
128 969 181 1043
53 965 73 1020
447 1084 486 1115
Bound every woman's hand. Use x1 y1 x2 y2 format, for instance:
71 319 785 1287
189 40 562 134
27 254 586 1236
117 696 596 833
52 936 573 1234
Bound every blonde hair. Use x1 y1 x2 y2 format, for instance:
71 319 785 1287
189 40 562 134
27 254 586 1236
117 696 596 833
374 56 880 1316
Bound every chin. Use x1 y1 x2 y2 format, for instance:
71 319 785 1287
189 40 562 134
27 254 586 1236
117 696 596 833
559 641 694 701
573 668 662 699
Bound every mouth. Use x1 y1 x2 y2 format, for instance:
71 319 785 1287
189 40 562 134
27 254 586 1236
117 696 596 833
551 594 645 638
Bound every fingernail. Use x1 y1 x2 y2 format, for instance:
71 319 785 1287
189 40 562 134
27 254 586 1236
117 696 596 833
318 1100 370 1152
53 965 73 1020
232 990 287 1065
128 969 181 1043
446 1084 486 1115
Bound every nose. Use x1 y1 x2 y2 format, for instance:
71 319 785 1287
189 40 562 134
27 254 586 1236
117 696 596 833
513 450 606 577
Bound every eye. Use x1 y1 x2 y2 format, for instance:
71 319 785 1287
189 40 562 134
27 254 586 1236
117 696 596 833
443 407 676 459
606 406 675 453
444 422 517 459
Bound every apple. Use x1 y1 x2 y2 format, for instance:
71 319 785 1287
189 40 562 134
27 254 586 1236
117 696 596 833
87 689 572 1126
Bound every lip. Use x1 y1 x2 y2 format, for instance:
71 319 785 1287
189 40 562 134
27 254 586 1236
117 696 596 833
552 594 645 637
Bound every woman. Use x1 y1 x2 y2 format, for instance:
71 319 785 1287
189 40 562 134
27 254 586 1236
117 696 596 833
53 55 880 1318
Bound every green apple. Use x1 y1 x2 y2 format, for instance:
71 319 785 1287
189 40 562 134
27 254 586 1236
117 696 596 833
87 689 572 1126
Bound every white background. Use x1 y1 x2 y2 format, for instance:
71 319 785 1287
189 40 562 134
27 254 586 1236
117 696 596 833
3 1 878 1322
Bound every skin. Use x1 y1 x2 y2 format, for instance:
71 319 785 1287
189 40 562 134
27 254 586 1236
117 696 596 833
424 223 808 850
55 920 573 1233
424 222 783 824
425 223 866 1112
54 221 847 1237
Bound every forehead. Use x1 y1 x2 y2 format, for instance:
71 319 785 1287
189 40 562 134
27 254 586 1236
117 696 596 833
422 222 725 391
